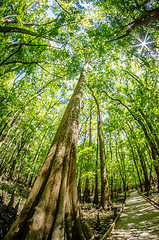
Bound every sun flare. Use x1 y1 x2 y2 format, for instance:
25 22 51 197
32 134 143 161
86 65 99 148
133 32 154 55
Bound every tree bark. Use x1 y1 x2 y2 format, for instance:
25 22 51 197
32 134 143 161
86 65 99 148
93 117 99 205
25 130 48 185
4 62 94 240
83 105 92 203
109 132 114 199
127 122 150 193
113 7 159 41
115 138 127 200
0 26 61 43
91 90 112 209
125 131 143 192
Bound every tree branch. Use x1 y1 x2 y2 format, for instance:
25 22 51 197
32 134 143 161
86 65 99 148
112 7 159 41
0 45 22 66
54 0 70 15
8 43 49 48
102 89 138 120
0 26 62 43
0 67 20 76
1 61 39 66
37 64 52 74
1 18 61 27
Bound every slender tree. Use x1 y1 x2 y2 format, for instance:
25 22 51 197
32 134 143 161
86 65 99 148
83 104 92 203
91 90 112 209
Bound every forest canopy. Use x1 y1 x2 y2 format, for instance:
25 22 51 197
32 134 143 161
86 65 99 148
0 0 159 239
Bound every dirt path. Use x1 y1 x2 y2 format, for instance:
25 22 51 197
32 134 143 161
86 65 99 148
107 191 159 239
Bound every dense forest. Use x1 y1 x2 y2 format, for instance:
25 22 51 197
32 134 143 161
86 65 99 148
0 0 159 239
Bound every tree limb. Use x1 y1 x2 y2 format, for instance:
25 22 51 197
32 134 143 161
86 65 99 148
102 89 138 120
0 26 62 43
1 19 54 26
54 0 70 15
0 67 20 76
8 43 49 48
112 7 159 41
0 45 22 66
1 61 39 66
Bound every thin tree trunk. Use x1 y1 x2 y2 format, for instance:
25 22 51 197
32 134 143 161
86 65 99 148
104 91 159 191
25 130 48 185
127 122 150 193
139 110 159 150
109 132 114 199
0 129 19 165
0 111 25 147
83 104 92 203
91 90 112 209
115 138 127 200
78 168 82 201
14 102 57 182
125 131 143 192
78 121 87 201
93 116 99 205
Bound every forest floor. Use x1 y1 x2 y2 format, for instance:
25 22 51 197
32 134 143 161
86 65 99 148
0 179 30 239
0 180 158 240
81 194 125 239
148 184 159 202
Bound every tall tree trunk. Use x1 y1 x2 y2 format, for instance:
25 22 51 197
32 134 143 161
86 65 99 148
127 122 150 193
0 129 19 166
0 111 25 147
139 110 159 150
83 104 92 203
78 121 88 201
4 62 94 240
125 131 143 192
25 130 48 185
14 102 55 182
78 168 82 201
115 139 127 200
91 90 112 209
1 128 30 179
109 132 114 199
93 117 99 205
